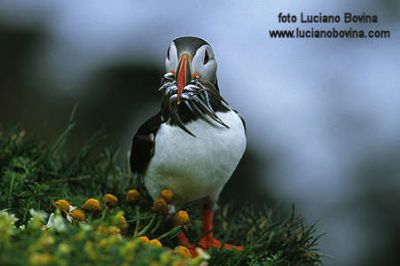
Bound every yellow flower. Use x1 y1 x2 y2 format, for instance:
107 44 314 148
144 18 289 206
57 243 71 255
29 253 52 265
103 193 119 208
174 245 192 258
126 189 141 203
172 261 187 266
39 233 55 247
173 211 190 226
160 189 174 203
82 198 102 213
149 239 162 247
84 241 96 260
96 224 120 236
53 199 70 213
160 252 173 264
125 240 138 251
95 224 106 235
152 197 168 215
138 236 150 243
118 216 128 233
70 209 86 222
98 239 109 248
107 225 121 235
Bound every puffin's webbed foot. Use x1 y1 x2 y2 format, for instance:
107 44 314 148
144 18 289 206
199 203 244 251
198 234 244 251
177 232 198 257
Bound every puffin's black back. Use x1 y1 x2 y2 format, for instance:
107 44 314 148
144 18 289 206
130 112 162 175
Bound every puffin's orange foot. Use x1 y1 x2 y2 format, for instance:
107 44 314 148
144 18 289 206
198 236 244 251
187 246 199 257
222 242 244 251
177 232 198 257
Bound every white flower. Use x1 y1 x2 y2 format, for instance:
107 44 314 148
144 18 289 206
79 223 92 231
66 205 77 223
46 213 66 232
29 209 48 223
0 210 18 225
196 247 211 260
0 210 18 236
47 204 80 227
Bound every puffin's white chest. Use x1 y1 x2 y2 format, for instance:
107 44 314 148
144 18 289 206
144 110 246 204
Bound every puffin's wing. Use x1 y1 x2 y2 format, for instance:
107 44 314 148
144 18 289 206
130 112 162 175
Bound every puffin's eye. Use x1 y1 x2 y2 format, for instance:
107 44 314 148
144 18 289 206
166 46 170 60
203 50 210 65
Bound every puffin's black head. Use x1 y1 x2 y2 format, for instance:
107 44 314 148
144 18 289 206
164 36 218 103
159 36 229 136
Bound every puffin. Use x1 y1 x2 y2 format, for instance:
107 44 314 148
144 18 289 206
130 36 247 253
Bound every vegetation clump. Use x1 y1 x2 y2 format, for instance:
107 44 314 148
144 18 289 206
0 121 322 265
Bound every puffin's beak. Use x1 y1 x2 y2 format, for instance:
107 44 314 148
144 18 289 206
176 54 192 104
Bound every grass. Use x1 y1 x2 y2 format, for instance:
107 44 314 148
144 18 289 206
0 114 322 265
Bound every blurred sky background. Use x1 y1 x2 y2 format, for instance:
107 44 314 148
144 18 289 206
0 1 399 265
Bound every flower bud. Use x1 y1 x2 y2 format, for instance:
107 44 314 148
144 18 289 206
70 209 86 222
53 199 70 213
138 236 150 243
126 189 141 203
160 189 174 203
174 245 192 257
103 193 118 208
173 211 190 226
149 239 162 247
82 198 102 213
152 197 168 215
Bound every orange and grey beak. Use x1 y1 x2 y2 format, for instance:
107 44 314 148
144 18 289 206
176 54 192 104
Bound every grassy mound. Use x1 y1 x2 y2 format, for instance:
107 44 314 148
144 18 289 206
0 118 322 266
